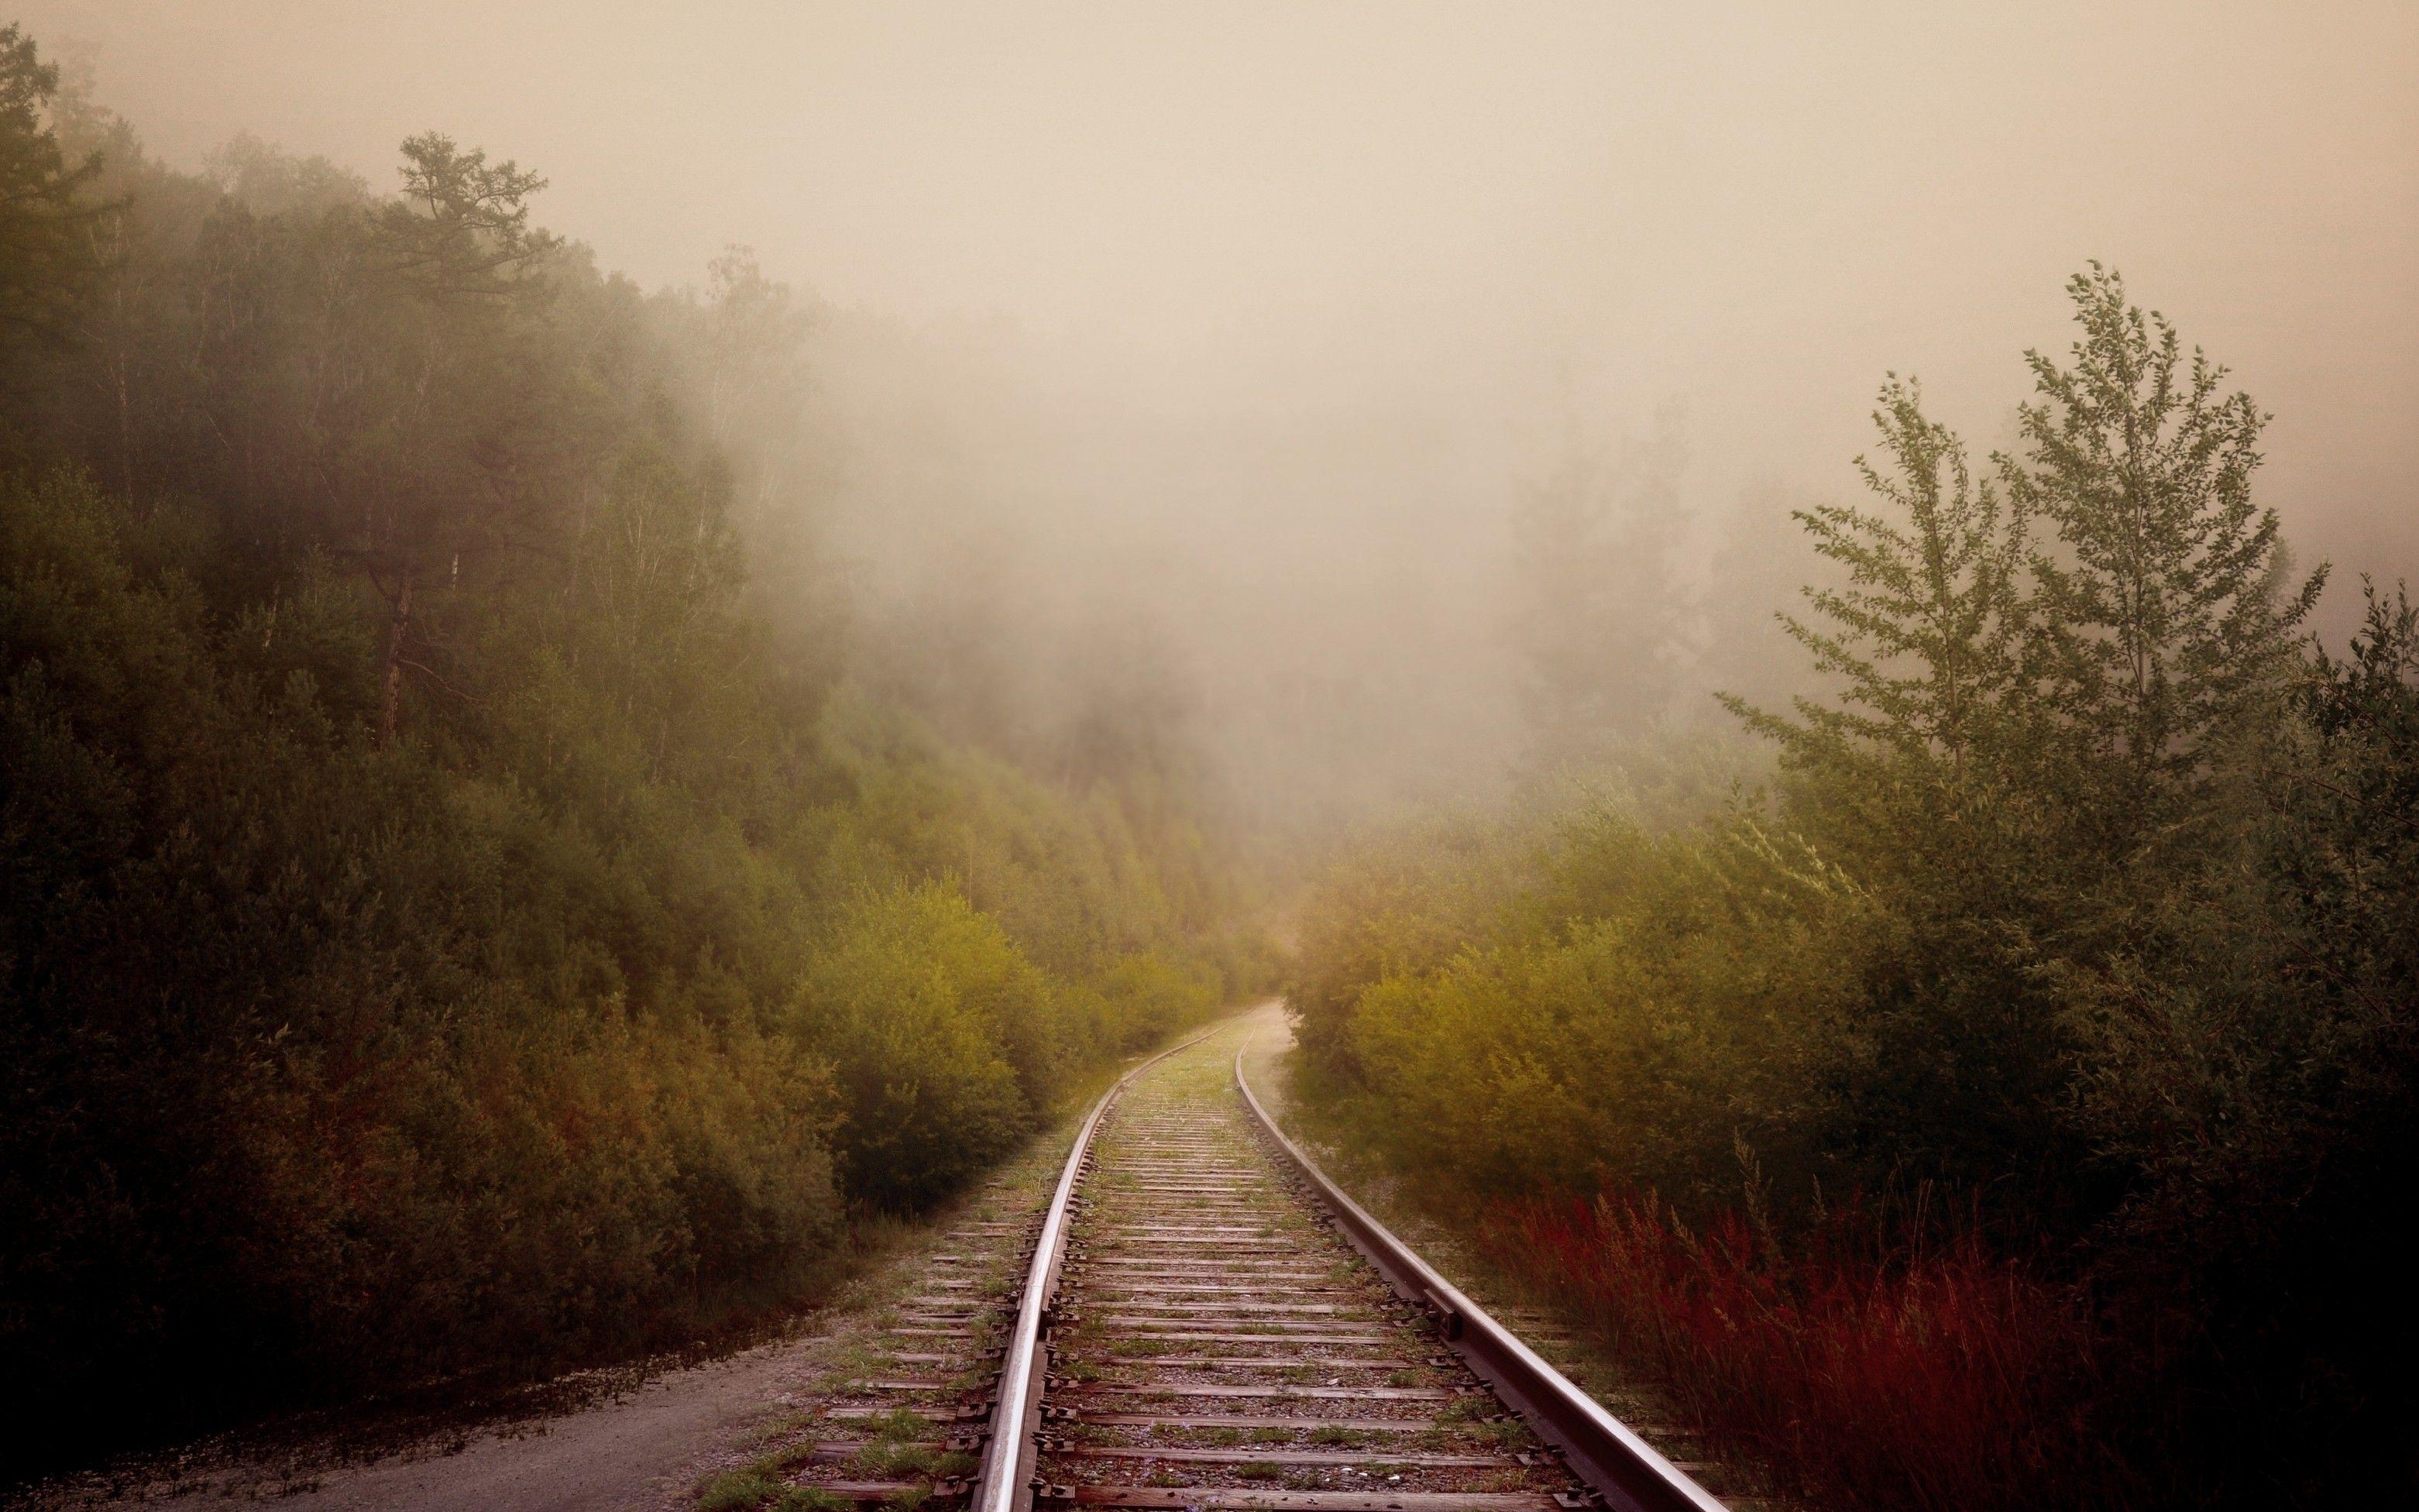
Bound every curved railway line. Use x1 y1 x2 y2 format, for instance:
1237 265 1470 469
751 1015 1742 1512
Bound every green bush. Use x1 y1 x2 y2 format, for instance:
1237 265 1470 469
801 881 1056 1208
1336 807 1864 1212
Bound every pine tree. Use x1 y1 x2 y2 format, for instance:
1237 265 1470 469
369 135 562 741
0 25 108 347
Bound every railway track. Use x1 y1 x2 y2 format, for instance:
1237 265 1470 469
749 1018 1734 1512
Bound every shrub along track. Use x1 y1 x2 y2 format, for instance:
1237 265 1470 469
746 1019 1740 1512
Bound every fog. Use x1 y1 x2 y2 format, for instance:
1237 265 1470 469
30 1 2419 840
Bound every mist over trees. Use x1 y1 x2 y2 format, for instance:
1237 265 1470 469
1290 271 2416 1507
0 26 1261 1472
0 12 2410 1509
1698 479 1826 717
1511 404 1690 770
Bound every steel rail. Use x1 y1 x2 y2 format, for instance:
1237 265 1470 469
1234 1048 1730 1512
971 1024 1226 1512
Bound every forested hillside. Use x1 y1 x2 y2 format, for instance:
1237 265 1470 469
0 26 1263 1472
1290 274 2418 1508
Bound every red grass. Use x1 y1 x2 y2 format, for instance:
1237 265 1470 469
1503 1193 2134 1512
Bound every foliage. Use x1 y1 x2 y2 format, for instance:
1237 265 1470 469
1335 805 1862 1210
1290 271 2417 1504
0 25 108 345
0 26 1254 1476
2064 578 2419 1494
801 881 1060 1208
1509 1195 2122 1512
2013 265 2325 801
1734 375 2031 774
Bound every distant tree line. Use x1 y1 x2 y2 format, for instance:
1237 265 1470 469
1291 269 2415 1507
1509 400 1692 771
0 25 1266 1476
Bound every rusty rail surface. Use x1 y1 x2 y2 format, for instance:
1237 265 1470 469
1232 1049 1729 1512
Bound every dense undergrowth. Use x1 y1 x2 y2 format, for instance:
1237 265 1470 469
1290 277 2419 1507
0 29 1265 1478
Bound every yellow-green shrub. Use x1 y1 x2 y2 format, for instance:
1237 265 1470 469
799 881 1056 1208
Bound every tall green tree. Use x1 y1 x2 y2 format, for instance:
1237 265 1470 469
0 25 107 348
1731 376 2029 784
2008 265 2323 818
351 133 566 741
1727 376 2073 1201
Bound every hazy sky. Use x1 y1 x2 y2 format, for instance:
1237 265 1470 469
34 2 2415 500
23 2 2419 823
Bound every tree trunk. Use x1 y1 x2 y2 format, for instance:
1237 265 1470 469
379 572 414 747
